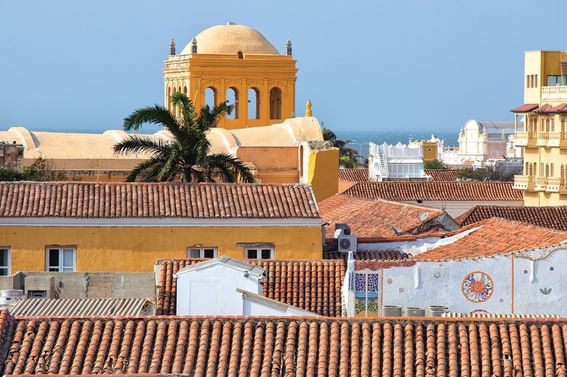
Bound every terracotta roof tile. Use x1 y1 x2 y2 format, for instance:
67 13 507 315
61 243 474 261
319 194 451 238
511 103 539 113
344 181 522 201
424 169 459 181
456 205 567 231
6 315 567 377
156 259 346 317
0 182 319 219
414 218 567 261
324 250 411 261
338 168 368 182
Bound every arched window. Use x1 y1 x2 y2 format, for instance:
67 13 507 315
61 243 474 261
167 87 171 111
269 87 282 120
545 164 550 177
205 87 217 108
562 165 566 184
525 162 529 175
551 163 554 177
183 86 188 95
247 88 260 120
226 87 239 119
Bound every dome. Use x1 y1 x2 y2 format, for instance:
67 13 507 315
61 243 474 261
181 23 280 55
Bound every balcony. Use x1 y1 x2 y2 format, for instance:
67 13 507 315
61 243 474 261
536 132 550 147
534 177 548 191
541 86 567 100
513 175 535 191
514 132 537 148
546 177 561 193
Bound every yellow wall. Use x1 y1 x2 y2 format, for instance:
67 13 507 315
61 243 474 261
164 54 297 130
421 142 438 162
307 148 339 202
0 225 323 273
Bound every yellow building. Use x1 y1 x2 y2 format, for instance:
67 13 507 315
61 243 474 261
513 50 567 206
164 23 296 129
0 182 323 273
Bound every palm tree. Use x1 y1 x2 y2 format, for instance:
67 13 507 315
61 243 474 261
114 93 255 183
322 127 360 168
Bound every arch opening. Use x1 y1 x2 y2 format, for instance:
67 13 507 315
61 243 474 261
226 87 239 120
205 87 217 108
247 88 260 120
269 87 282 120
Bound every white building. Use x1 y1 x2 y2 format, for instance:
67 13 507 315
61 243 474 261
175 257 317 316
342 218 567 316
368 142 428 181
446 120 522 167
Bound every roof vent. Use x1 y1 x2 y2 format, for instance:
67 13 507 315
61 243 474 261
426 305 448 317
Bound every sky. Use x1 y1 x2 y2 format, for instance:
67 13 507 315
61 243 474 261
1 0 566 134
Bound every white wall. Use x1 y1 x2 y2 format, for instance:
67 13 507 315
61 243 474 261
347 248 567 316
176 264 261 315
401 200 523 218
242 297 317 316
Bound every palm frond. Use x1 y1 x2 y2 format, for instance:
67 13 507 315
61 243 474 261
113 135 172 156
123 105 181 132
197 102 234 132
125 157 166 182
170 92 196 127
205 153 256 183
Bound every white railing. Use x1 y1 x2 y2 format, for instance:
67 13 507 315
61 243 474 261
541 86 567 100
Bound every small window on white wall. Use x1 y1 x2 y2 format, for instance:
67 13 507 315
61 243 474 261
46 247 76 272
188 247 217 259
0 248 10 276
246 248 274 260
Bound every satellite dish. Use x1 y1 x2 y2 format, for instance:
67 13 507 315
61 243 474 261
419 212 430 222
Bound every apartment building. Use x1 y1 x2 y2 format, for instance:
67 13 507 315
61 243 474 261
513 50 567 206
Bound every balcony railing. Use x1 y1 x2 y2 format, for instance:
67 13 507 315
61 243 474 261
534 177 548 191
515 132 537 147
513 175 535 191
541 86 567 100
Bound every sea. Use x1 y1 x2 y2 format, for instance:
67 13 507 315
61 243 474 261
335 130 459 158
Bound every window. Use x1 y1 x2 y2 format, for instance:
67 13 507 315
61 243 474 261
46 247 76 272
269 87 282 119
226 87 239 119
187 247 217 259
547 75 567 86
27 290 47 298
246 248 274 260
247 88 260 120
0 248 9 276
527 74 539 88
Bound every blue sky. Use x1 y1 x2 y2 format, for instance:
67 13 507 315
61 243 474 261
1 0 566 133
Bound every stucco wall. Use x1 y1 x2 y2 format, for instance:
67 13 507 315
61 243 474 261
176 264 261 315
308 148 339 202
401 200 523 218
352 249 567 315
0 225 323 272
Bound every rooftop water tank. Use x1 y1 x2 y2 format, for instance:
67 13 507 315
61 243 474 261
403 307 425 317
382 305 402 317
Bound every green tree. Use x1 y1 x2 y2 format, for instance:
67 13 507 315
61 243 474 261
424 159 448 170
22 157 66 181
322 128 360 168
0 168 23 181
114 93 255 183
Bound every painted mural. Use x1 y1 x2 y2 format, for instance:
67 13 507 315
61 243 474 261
461 271 494 303
353 272 380 316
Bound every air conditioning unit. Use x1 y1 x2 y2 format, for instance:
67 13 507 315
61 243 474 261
338 235 357 253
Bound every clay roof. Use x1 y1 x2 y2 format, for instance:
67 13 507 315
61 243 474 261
0 182 319 219
8 298 153 317
338 168 368 182
424 169 459 181
5 315 567 376
414 218 567 261
157 259 345 317
511 103 539 113
344 181 522 201
324 250 412 261
319 194 449 238
457 205 567 231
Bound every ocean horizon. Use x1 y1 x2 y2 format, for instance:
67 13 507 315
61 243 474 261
335 130 459 158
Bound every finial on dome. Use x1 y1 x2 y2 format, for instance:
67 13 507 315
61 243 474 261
191 38 198 54
227 21 236 25
169 38 176 56
286 39 292 56
305 99 312 117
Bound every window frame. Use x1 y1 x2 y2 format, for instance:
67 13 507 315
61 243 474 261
45 246 76 272
245 247 275 260
187 247 218 259
0 247 10 276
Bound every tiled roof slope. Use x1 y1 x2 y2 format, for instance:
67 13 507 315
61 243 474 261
424 169 459 181
0 182 319 219
5 316 567 376
338 168 368 182
415 218 567 261
8 298 152 317
157 259 345 317
344 181 522 201
319 194 448 238
457 205 567 231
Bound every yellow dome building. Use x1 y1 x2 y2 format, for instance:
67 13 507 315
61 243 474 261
163 23 297 129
